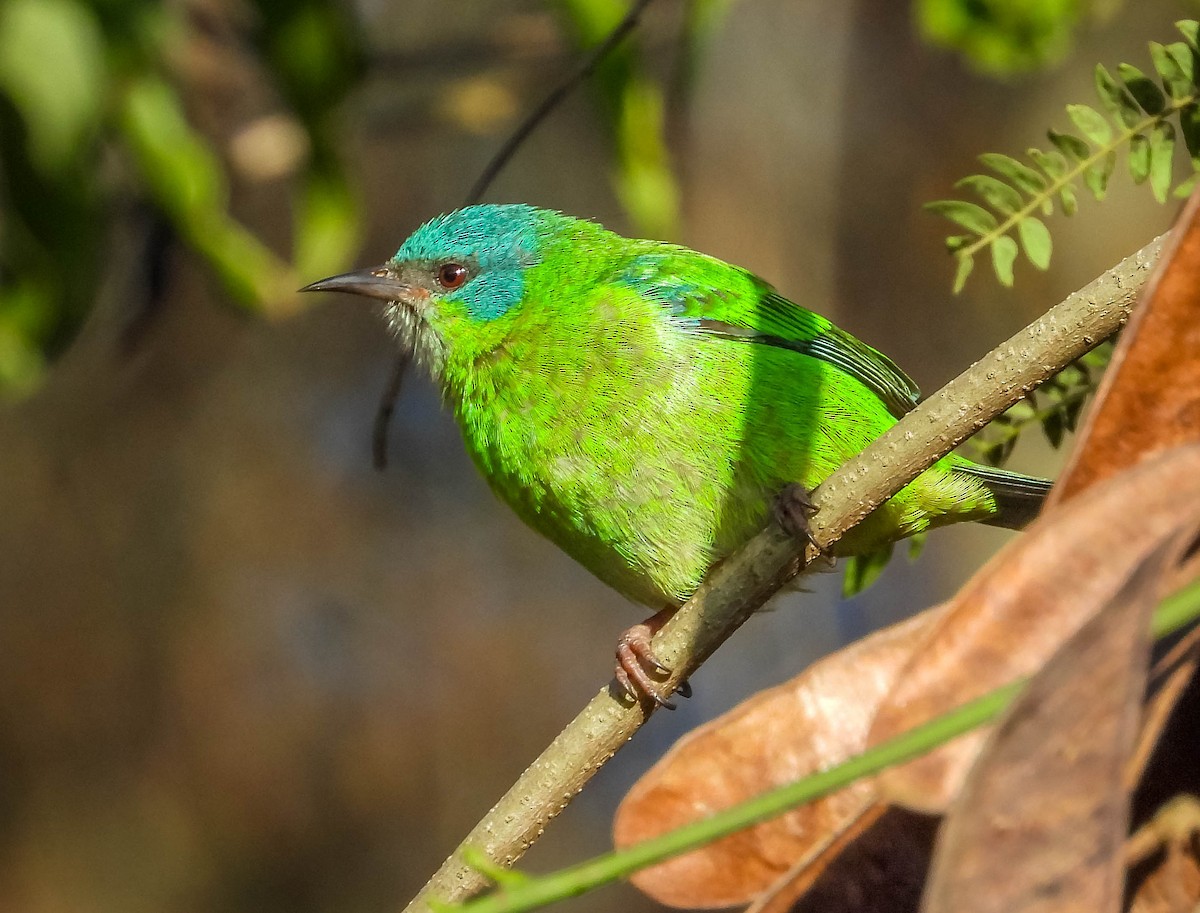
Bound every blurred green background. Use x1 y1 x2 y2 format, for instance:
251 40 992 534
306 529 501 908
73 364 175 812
0 1 1184 911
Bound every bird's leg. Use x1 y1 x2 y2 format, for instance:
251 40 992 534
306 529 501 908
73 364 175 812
774 483 838 571
614 607 691 710
773 482 820 546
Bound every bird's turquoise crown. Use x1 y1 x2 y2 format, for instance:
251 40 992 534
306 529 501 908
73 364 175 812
391 204 548 321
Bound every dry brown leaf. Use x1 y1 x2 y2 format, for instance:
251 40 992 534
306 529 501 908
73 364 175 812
612 608 944 909
1051 191 1200 505
921 530 1188 913
868 445 1200 812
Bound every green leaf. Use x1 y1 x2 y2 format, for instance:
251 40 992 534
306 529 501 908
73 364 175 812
1117 63 1166 115
1028 147 1068 180
1175 172 1199 197
955 174 1023 215
1149 121 1176 203
1150 42 1192 100
1017 216 1052 270
1129 132 1151 183
0 0 108 174
1043 407 1065 448
1083 150 1116 200
1094 63 1144 129
925 199 998 234
1166 41 1198 92
979 153 1047 196
990 234 1018 287
1048 129 1091 162
1181 102 1200 167
1059 183 1078 215
907 532 928 562
1066 104 1112 145
842 543 894 598
952 254 975 293
1177 19 1200 51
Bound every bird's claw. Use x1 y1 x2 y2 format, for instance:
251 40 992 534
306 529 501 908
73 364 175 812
773 482 820 549
613 610 691 710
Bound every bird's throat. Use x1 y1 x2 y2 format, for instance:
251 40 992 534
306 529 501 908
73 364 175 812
386 302 446 382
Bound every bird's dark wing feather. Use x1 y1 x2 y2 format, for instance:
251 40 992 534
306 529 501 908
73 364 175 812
617 248 921 418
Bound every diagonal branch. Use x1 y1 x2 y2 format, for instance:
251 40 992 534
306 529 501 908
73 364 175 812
401 235 1165 913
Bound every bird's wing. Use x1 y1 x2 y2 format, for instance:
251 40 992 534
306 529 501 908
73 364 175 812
619 248 921 418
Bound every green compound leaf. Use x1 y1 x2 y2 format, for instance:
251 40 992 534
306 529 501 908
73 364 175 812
955 174 1024 215
1017 216 1052 270
990 234 1019 286
1149 121 1176 202
929 19 1200 292
1118 62 1166 115
1066 104 1112 144
924 199 998 235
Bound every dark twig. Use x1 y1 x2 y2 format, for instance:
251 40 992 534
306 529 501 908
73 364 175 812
463 0 658 206
373 0 659 469
372 349 410 469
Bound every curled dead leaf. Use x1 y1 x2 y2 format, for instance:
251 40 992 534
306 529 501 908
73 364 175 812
922 527 1196 913
869 444 1200 812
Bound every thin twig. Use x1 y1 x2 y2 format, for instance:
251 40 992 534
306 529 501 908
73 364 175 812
399 236 1166 913
372 349 409 470
463 0 658 207
373 0 659 470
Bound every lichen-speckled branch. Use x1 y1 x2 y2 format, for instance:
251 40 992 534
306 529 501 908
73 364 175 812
401 235 1165 913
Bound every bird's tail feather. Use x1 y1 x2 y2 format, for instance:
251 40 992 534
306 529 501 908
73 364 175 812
954 462 1054 531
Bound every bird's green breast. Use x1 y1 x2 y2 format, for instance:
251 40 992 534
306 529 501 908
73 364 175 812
431 249 996 608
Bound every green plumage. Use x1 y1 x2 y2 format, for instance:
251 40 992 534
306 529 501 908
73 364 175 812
312 204 1050 608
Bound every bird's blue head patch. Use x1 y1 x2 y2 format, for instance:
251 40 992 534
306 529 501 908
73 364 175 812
392 204 544 320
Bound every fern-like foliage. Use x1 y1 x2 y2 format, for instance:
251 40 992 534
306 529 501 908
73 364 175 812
966 340 1113 466
929 19 1200 292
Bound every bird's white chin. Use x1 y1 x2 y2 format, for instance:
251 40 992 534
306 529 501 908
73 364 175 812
385 302 446 382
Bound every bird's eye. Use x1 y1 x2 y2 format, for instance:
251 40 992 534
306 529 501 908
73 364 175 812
436 262 468 290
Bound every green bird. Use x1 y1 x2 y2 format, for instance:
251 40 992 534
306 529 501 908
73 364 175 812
304 204 1049 705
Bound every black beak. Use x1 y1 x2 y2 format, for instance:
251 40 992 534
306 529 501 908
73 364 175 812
300 266 414 302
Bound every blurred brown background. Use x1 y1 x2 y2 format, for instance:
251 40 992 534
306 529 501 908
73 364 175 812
0 1 1186 911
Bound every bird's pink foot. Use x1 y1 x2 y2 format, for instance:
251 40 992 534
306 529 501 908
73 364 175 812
773 482 820 548
614 607 690 710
